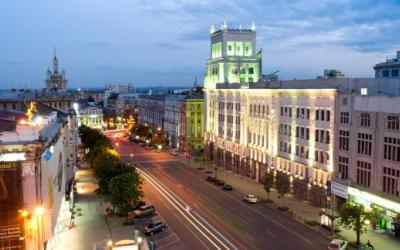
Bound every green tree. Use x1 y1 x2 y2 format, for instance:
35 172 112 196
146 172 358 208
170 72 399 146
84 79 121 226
263 171 274 201
338 202 370 245
276 172 290 207
369 207 382 230
108 170 143 217
92 152 130 198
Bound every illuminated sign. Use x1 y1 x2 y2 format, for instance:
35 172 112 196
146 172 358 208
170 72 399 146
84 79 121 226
331 181 348 199
348 187 400 213
0 152 26 162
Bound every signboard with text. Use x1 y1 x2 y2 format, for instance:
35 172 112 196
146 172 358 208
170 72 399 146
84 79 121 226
331 181 348 199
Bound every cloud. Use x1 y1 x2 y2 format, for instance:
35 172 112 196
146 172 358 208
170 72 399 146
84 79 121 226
154 42 185 49
84 41 109 47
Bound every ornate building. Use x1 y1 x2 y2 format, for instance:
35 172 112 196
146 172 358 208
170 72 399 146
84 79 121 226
45 51 68 90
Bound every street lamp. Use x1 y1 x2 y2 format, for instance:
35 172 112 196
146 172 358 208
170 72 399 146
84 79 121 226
35 206 44 250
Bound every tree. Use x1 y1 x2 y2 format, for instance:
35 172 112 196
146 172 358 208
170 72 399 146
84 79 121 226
92 152 129 198
369 207 382 230
337 202 370 245
108 170 143 217
276 172 290 207
263 171 274 201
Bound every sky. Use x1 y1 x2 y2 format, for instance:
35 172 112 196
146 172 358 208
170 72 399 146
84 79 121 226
0 0 400 89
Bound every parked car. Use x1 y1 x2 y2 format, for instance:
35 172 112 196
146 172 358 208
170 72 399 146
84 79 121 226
144 220 166 235
327 239 348 250
222 184 233 191
133 205 155 218
214 179 225 186
206 176 216 182
243 194 258 204
131 200 146 211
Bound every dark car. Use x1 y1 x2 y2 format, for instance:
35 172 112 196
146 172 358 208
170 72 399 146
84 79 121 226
144 220 166 235
132 200 146 210
132 205 155 218
206 176 216 182
222 184 233 191
214 179 225 186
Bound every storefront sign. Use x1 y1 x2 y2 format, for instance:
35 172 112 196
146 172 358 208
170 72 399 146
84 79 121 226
331 181 348 199
0 162 17 169
348 187 400 213
0 152 26 162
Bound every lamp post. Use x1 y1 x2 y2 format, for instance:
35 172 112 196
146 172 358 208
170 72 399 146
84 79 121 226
213 163 217 179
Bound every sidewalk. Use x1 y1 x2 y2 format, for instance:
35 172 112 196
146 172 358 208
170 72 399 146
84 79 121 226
57 169 149 250
186 155 400 250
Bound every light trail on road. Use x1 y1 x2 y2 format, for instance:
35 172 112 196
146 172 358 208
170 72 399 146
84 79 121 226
138 168 240 250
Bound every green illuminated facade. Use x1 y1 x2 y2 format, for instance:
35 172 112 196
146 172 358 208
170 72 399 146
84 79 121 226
204 26 262 89
180 93 204 151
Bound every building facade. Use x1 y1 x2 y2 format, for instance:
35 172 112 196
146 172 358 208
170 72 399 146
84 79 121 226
0 106 78 250
137 95 166 132
45 53 68 91
332 95 400 231
77 97 104 129
374 51 400 78
105 83 136 94
164 95 185 148
180 94 204 151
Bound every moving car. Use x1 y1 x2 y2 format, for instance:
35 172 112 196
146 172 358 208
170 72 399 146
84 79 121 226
222 184 233 191
133 205 155 218
327 239 348 250
144 220 166 236
243 194 258 204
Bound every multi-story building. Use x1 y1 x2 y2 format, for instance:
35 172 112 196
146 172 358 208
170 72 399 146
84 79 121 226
137 95 166 131
45 52 68 90
374 51 400 78
0 104 78 250
164 95 186 148
105 83 136 94
77 96 104 129
204 24 400 208
106 93 138 116
180 93 204 151
332 95 400 231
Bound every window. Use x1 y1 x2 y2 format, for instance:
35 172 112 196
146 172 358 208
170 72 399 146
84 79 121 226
357 133 372 156
356 161 371 187
315 129 330 144
340 112 350 124
339 130 350 151
382 70 389 77
392 69 399 77
248 68 254 74
361 88 368 95
387 116 400 131
360 113 371 127
383 167 400 197
342 97 348 106
384 137 400 162
338 156 349 179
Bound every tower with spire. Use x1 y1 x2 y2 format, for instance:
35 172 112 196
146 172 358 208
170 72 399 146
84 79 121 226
45 48 68 91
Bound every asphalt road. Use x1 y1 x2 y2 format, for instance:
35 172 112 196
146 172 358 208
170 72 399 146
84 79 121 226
112 137 329 250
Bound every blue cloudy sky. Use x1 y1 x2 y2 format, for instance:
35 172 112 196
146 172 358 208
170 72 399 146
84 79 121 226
0 0 399 88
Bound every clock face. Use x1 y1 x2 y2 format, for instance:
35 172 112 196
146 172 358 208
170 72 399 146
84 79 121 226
57 152 63 192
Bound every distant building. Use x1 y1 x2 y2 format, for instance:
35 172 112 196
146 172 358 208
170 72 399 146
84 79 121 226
317 69 345 79
0 105 78 250
164 95 186 148
45 51 68 90
106 83 136 94
106 93 138 116
77 96 104 129
374 51 400 78
137 95 166 131
180 93 204 151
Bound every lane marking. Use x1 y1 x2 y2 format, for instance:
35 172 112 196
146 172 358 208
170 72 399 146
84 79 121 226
139 169 237 250
265 230 276 238
170 166 314 245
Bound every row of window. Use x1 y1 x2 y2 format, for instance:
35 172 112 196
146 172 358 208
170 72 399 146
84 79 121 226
250 104 270 117
315 129 330 144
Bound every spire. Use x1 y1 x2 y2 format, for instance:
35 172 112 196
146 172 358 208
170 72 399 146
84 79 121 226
53 46 59 73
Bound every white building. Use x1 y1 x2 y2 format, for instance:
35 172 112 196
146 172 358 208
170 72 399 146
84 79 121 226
105 83 136 94
77 97 104 129
204 24 400 208
0 105 78 250
164 95 185 148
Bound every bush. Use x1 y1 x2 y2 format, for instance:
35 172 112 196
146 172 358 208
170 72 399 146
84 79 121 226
287 210 295 218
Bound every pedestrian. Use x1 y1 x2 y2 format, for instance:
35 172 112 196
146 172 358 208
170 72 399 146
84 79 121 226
367 240 374 250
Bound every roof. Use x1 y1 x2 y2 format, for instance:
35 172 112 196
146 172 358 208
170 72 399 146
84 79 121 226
0 111 26 132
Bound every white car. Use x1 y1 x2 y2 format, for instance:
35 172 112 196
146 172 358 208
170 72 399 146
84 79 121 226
327 239 348 250
243 194 258 204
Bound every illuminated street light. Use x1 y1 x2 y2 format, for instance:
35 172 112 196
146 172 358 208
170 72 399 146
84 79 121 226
130 153 134 157
146 139 149 144
137 236 143 244
20 209 28 217
115 142 119 147
157 145 162 150
107 240 113 247
35 206 44 216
